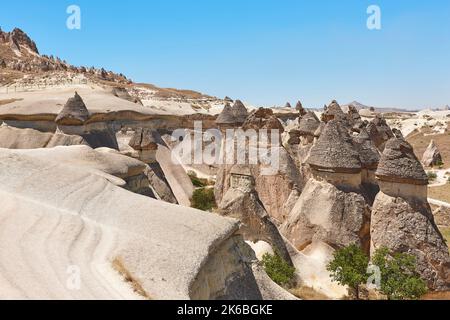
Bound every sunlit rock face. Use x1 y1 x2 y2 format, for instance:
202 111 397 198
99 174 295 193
371 137 450 291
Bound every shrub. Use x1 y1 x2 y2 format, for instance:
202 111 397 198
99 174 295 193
427 172 437 181
191 188 216 211
262 251 295 287
326 244 369 299
372 247 427 300
188 170 211 188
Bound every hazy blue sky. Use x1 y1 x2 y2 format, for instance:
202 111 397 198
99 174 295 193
1 0 449 109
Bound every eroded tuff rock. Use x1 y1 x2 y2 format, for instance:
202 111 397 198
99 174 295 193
242 108 284 132
371 137 450 291
111 87 143 105
55 92 89 126
371 193 450 290
366 114 394 151
296 101 307 116
0 149 263 300
215 100 249 128
0 125 87 149
55 93 119 150
281 179 371 252
307 120 361 175
422 140 443 167
321 100 346 123
217 165 293 265
282 119 370 252
376 138 428 186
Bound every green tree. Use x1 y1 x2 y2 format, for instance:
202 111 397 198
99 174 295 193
372 247 427 300
190 188 216 211
326 244 369 299
262 251 295 287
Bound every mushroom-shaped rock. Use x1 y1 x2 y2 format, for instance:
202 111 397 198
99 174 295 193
232 100 249 124
298 111 320 137
224 96 233 103
322 100 345 123
216 103 236 126
218 165 293 265
422 140 443 167
306 120 361 173
375 138 428 185
55 92 89 125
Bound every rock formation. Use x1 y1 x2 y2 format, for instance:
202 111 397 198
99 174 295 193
285 102 292 109
232 100 249 125
281 120 371 252
0 148 264 299
216 103 236 128
217 165 293 265
55 92 89 126
296 101 307 116
366 114 394 151
371 137 450 291
422 140 443 167
127 128 178 203
215 108 303 223
242 108 284 133
0 125 87 149
321 100 346 123
55 93 119 149
352 128 381 198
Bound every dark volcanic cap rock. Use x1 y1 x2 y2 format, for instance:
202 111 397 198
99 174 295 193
353 128 380 169
322 100 346 122
232 100 249 124
376 138 428 185
216 103 236 125
129 128 158 151
298 111 320 136
242 108 284 132
307 120 362 173
55 92 89 125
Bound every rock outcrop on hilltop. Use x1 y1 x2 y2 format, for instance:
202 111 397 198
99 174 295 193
111 87 143 105
55 93 119 149
422 140 443 167
281 120 371 252
371 137 450 291
217 165 293 265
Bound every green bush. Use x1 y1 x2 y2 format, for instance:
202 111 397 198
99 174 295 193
191 188 216 211
427 172 437 181
372 247 427 300
262 252 295 287
187 171 207 188
327 244 369 299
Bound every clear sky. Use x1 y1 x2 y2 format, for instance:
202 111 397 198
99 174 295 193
1 0 449 109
